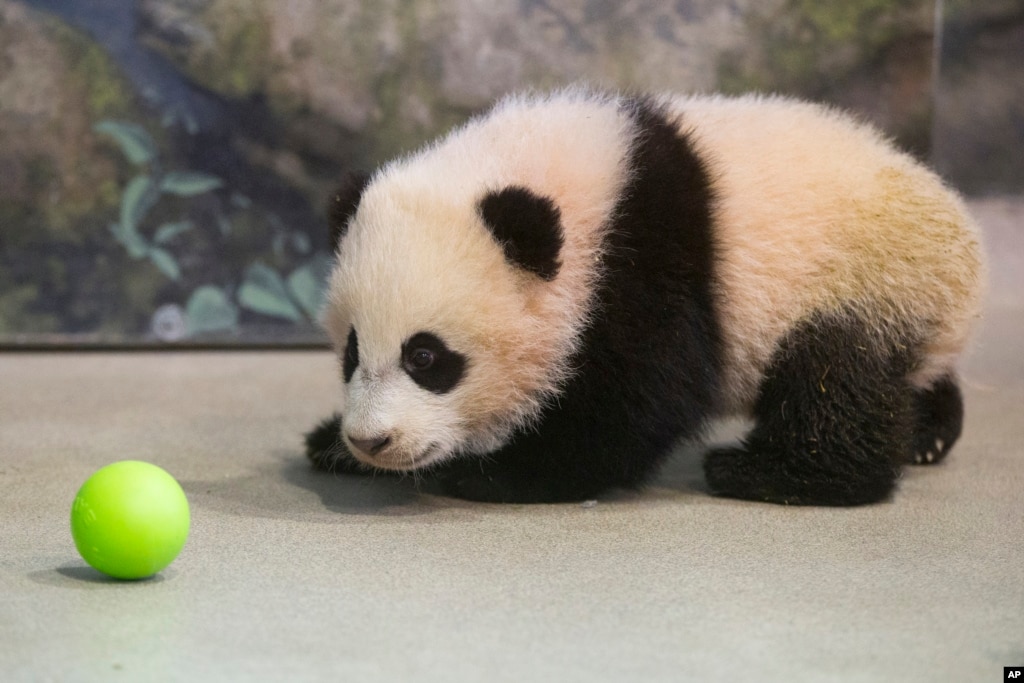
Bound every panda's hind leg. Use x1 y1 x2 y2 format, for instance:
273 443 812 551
704 310 915 506
909 374 963 465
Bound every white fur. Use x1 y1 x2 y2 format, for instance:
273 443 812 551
668 93 986 411
324 88 986 468
324 88 634 468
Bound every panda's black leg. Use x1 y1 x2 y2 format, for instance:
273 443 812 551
434 443 625 504
305 413 376 475
434 411 670 504
433 457 554 503
704 312 914 506
909 375 963 465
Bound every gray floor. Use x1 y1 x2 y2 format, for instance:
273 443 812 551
2 200 1022 682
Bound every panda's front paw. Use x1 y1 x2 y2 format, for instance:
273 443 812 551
434 459 558 503
304 413 374 475
434 459 595 504
437 467 518 503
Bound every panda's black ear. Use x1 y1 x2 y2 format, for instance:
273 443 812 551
328 171 372 250
478 186 563 281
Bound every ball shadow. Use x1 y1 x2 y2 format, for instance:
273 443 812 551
27 564 171 589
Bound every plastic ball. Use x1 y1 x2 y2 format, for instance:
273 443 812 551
70 461 190 580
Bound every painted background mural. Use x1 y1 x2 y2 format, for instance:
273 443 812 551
1 0 1020 345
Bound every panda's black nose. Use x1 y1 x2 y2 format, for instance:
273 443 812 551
348 434 391 456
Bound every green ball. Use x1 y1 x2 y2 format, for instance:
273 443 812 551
70 461 190 580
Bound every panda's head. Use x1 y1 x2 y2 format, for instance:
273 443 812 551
321 167 571 471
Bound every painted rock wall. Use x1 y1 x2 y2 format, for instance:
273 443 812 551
6 0 1005 345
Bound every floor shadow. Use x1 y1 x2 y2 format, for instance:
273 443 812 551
181 419 751 522
28 564 171 589
283 422 751 511
178 454 442 521
280 455 442 515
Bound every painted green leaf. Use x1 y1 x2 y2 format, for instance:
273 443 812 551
287 253 334 318
108 222 149 259
182 112 199 136
148 247 181 281
230 193 252 209
185 286 239 336
121 175 159 234
238 262 303 322
94 121 157 166
217 215 232 237
272 233 286 257
160 171 224 196
153 221 194 244
291 231 311 255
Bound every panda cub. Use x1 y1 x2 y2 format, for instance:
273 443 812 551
306 88 985 506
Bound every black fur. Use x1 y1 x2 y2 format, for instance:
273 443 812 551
304 97 965 507
307 98 719 500
704 310 916 506
401 332 467 394
343 327 359 383
329 171 371 250
910 375 963 465
436 97 722 502
305 413 369 475
478 186 564 281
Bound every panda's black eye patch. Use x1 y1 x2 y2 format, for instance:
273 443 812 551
343 327 359 383
408 348 435 371
402 332 466 394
